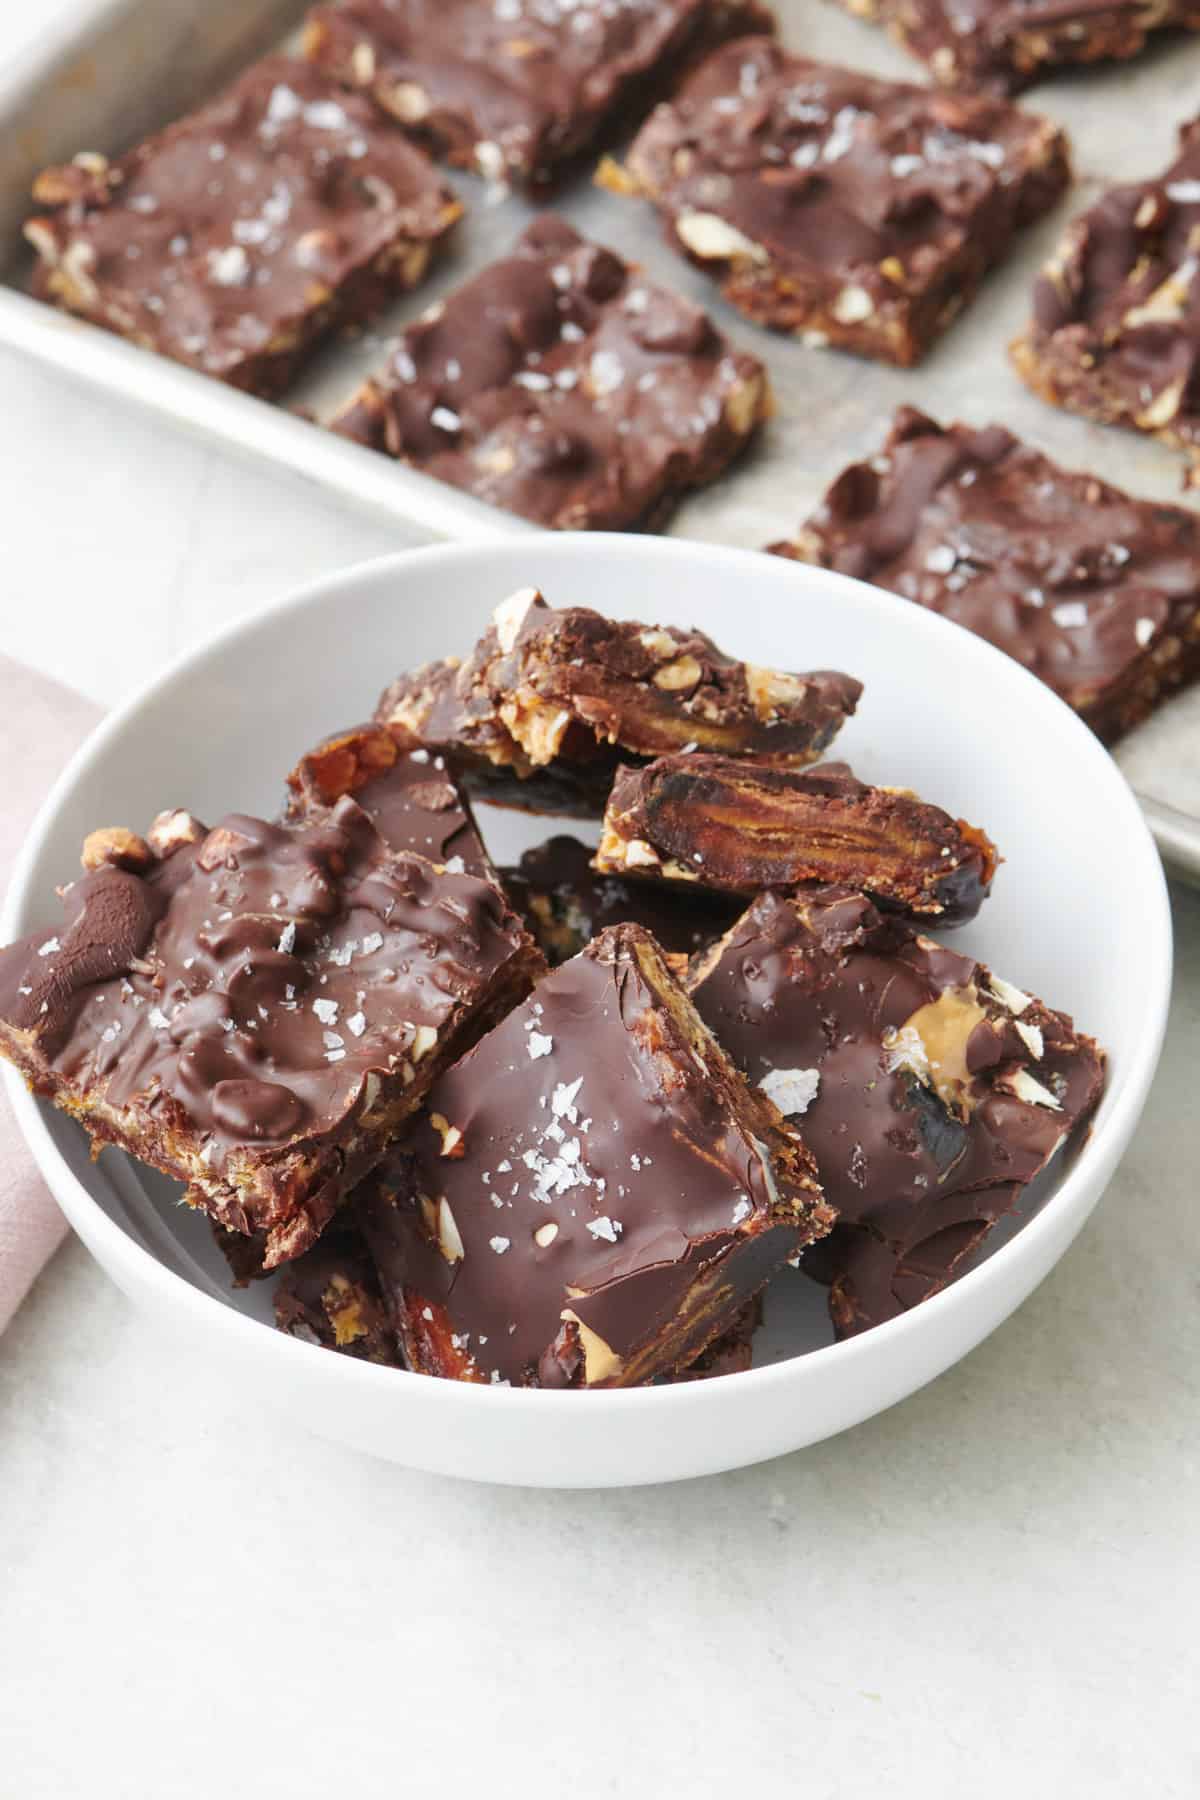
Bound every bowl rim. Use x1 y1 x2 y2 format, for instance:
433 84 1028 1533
2 532 1173 1416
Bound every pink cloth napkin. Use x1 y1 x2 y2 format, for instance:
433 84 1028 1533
0 656 101 1333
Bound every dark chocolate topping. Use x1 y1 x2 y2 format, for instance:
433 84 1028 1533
26 55 460 392
284 722 492 880
304 0 769 188
356 922 828 1386
334 215 769 530
787 406 1200 741
0 798 536 1239
600 753 997 923
502 834 741 964
620 39 1068 359
1021 118 1200 454
688 886 1104 1246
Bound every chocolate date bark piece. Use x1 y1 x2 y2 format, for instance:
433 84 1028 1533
687 887 1105 1255
354 923 832 1388
818 1187 1020 1339
833 0 1199 97
601 39 1070 366
1012 120 1200 482
24 56 461 398
302 0 773 192
332 215 770 531
776 407 1200 744
274 1219 400 1363
596 755 998 925
0 801 542 1268
501 834 742 965
376 587 862 815
283 722 494 881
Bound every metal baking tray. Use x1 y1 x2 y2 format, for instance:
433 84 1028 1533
2 0 1199 876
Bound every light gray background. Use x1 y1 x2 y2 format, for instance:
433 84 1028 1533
2 2 1198 1793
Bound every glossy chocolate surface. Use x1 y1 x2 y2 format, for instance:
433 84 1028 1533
25 56 460 395
0 799 538 1259
303 0 772 188
780 406 1200 742
284 722 493 879
615 39 1069 363
688 886 1104 1248
1015 120 1200 471
334 214 769 530
355 922 830 1386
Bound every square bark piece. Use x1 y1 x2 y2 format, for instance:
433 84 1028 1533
302 0 773 191
354 922 832 1388
332 215 771 529
596 753 997 925
687 887 1104 1324
833 0 1200 97
1013 120 1200 482
24 56 461 397
0 800 541 1268
603 38 1070 365
283 721 494 881
775 407 1200 743
375 587 862 814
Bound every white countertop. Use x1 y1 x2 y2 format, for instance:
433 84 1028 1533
3 12 1199 1792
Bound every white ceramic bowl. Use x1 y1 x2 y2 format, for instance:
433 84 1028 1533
3 536 1171 1487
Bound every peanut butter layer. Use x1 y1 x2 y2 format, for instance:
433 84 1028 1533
775 407 1200 744
502 834 741 965
376 587 861 814
1013 119 1200 481
302 0 774 191
0 801 541 1267
602 39 1070 365
25 55 461 397
687 887 1104 1266
354 923 832 1388
332 214 770 531
596 755 997 924
833 0 1200 96
283 722 494 881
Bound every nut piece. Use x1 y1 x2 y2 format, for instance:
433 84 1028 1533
560 1308 623 1385
533 1221 559 1247
831 284 875 325
675 211 769 265
386 81 430 122
653 654 703 692
493 587 540 653
410 1023 439 1063
80 827 152 873
437 1197 466 1263
146 809 205 860
430 1111 466 1158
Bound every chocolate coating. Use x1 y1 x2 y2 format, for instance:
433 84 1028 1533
609 39 1070 365
25 56 461 398
687 887 1104 1251
303 0 774 190
778 406 1200 743
833 0 1199 96
273 1218 400 1363
0 799 541 1265
502 834 742 965
284 721 493 879
333 215 769 531
815 1183 1020 1338
355 923 831 1387
597 754 997 924
376 587 861 814
1014 119 1200 480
